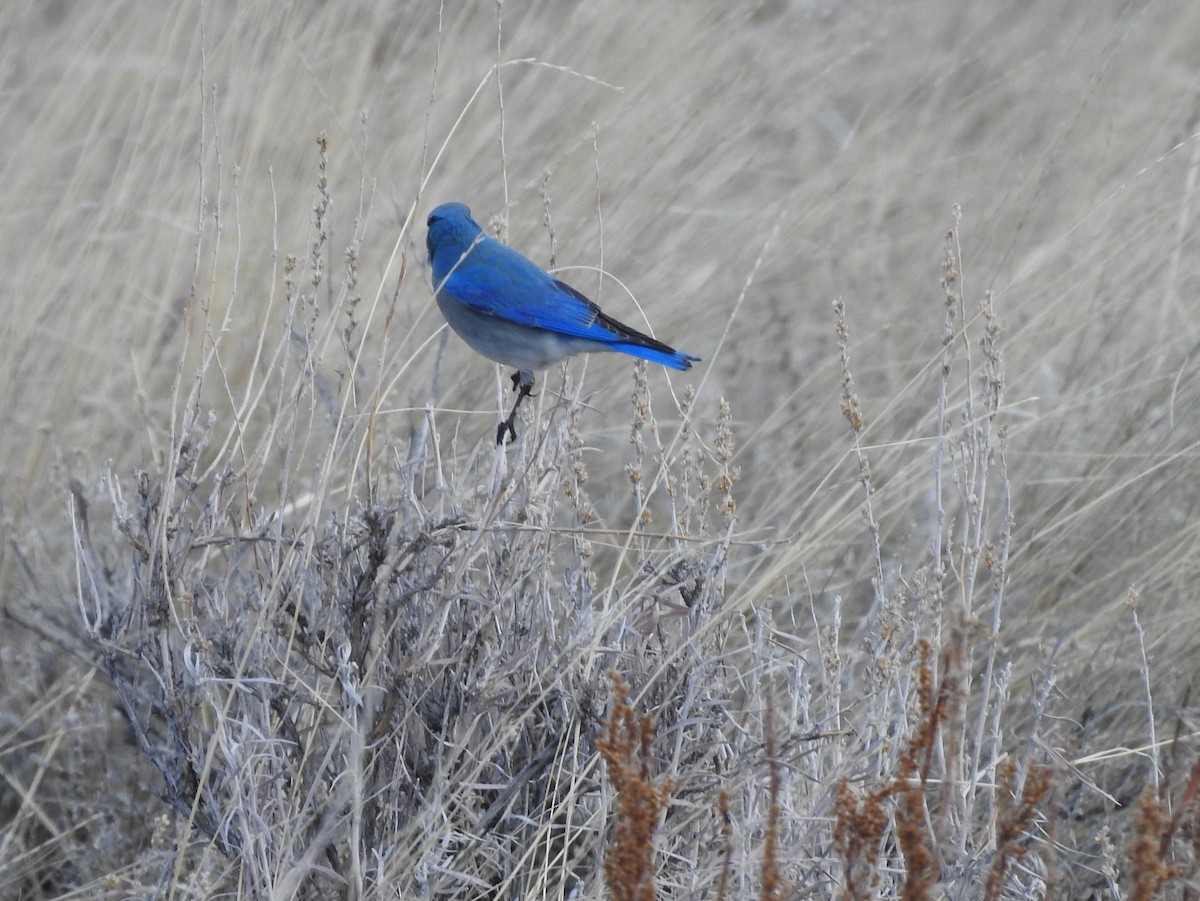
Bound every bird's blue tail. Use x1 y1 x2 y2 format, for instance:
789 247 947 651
615 343 700 371
593 306 699 371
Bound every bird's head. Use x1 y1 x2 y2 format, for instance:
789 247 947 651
426 203 481 267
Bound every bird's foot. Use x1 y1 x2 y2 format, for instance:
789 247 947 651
496 417 517 445
496 370 536 445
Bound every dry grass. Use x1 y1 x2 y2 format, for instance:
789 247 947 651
4 2 1200 898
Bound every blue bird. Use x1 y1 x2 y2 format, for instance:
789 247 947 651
426 202 699 443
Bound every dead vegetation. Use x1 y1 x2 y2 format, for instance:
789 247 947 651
4 3 1200 898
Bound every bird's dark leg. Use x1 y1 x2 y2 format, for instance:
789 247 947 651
496 369 536 445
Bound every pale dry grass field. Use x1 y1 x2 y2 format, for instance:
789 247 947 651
3 1 1200 898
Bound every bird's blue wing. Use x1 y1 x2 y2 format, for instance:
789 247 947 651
441 237 605 335
440 233 696 369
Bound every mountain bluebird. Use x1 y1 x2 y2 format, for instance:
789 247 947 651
426 202 699 443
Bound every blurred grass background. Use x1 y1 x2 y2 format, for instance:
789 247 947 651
3 0 1200 896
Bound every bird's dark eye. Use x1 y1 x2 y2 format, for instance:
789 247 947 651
427 213 438 227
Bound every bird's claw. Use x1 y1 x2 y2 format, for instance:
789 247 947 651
496 370 536 445
496 418 517 445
